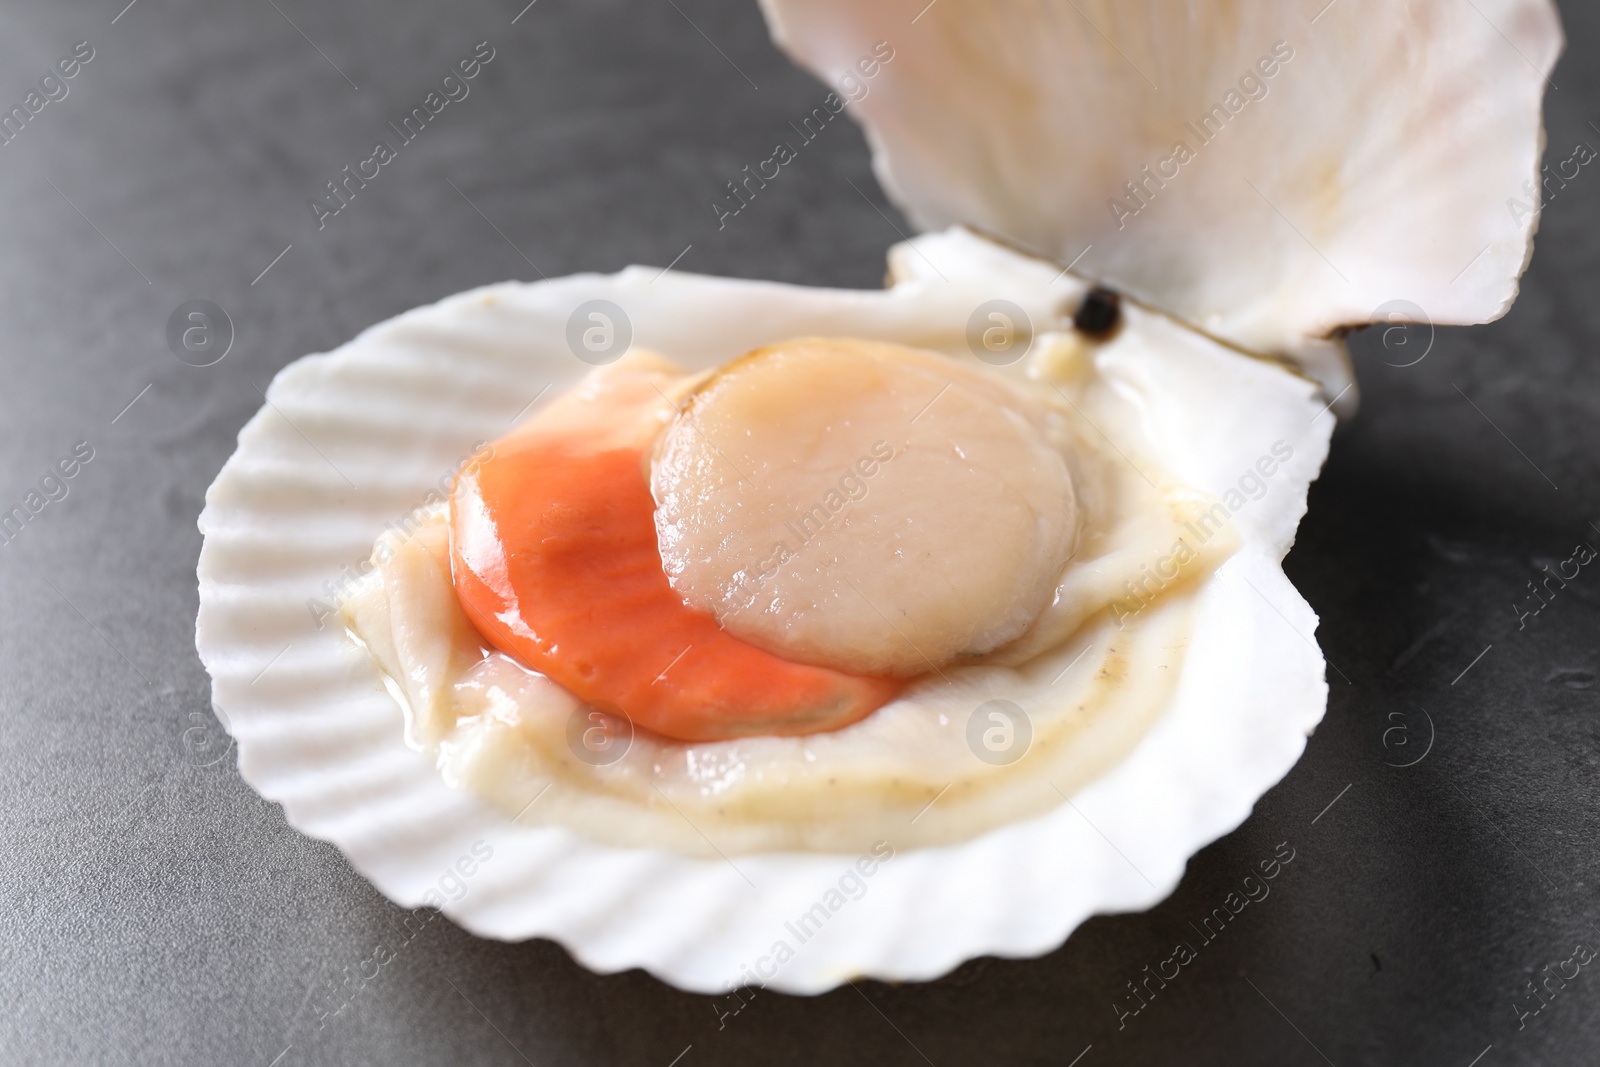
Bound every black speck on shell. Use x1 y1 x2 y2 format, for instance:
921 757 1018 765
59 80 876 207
1073 286 1122 339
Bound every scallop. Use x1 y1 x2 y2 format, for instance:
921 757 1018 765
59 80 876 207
651 337 1077 676
193 0 1562 993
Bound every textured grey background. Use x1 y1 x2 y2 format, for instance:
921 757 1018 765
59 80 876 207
1 1 1597 1064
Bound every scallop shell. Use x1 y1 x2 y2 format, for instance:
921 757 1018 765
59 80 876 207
761 0 1562 402
197 229 1333 992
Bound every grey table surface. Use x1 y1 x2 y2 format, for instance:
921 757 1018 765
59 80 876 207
2 1 1598 1064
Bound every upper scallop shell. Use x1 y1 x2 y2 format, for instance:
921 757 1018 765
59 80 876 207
760 0 1561 384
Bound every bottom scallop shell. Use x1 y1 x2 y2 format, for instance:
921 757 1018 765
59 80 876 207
196 229 1330 993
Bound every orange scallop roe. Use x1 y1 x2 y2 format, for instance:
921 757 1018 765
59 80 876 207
449 434 903 742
